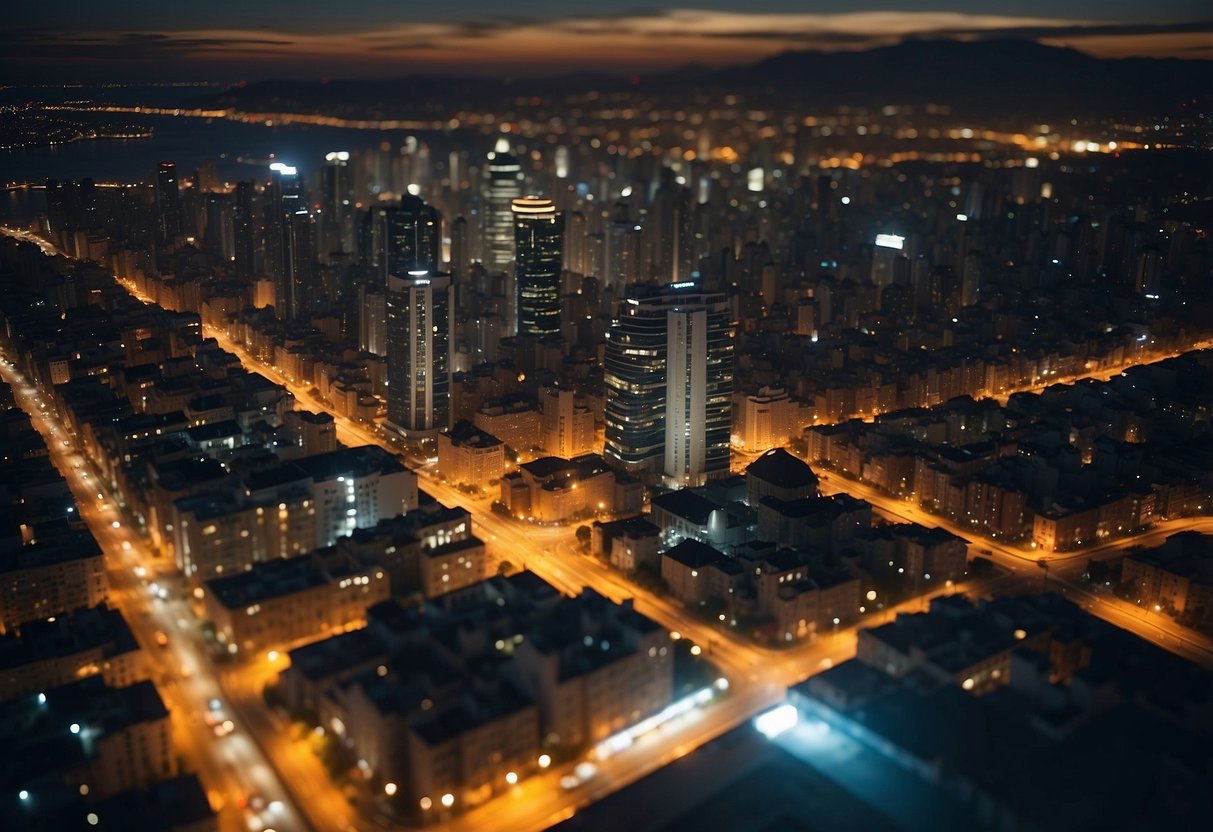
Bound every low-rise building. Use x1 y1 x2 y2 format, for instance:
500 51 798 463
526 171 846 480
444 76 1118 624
591 516 662 572
474 399 540 454
650 489 755 552
0 676 175 799
282 573 674 814
736 386 800 450
0 528 107 634
438 420 505 488
1121 532 1213 627
0 605 148 702
745 447 820 505
203 550 390 654
660 540 745 607
500 454 642 523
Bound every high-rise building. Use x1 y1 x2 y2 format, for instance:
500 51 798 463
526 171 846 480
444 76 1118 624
320 151 355 261
563 210 587 277
378 196 450 435
264 163 313 320
365 196 440 278
512 196 564 337
386 271 452 436
153 162 182 246
449 214 470 317
232 180 257 279
606 202 641 288
449 215 469 282
604 282 734 486
482 141 522 274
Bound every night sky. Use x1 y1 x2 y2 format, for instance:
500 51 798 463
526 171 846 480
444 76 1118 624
5 1 1211 82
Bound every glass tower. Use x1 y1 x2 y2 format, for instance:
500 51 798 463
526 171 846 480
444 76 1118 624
377 196 451 436
512 196 564 337
604 282 734 486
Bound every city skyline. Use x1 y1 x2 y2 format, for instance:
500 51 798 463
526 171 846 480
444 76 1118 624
3 2 1211 82
0 5 1210 832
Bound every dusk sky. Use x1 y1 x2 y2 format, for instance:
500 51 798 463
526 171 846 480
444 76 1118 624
5 1 1211 82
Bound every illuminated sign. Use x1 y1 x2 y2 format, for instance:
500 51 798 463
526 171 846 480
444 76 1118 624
670 281 696 290
874 233 905 251
269 162 297 176
324 151 350 162
407 270 430 277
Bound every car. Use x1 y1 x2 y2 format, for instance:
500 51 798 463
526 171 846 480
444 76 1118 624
154 630 169 647
213 719 235 737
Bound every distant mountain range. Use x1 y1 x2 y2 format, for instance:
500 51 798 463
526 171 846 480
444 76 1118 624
208 38 1211 120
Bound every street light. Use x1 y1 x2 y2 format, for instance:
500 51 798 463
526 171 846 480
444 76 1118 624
440 793 454 808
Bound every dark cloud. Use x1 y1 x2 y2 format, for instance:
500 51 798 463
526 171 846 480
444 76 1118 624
696 30 883 44
4 29 294 62
689 17 1213 44
927 18 1213 40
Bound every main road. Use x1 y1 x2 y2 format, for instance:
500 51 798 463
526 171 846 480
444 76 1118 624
0 351 317 832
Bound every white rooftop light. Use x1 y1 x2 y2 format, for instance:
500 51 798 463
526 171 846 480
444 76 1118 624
753 704 798 739
874 233 905 250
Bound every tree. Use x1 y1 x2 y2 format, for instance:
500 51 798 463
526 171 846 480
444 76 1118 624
575 525 593 553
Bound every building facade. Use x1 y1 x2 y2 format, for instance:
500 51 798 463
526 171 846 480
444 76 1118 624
604 282 734 487
512 196 564 337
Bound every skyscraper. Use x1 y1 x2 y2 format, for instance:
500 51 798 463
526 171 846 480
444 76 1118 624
386 272 452 436
264 163 313 320
154 162 182 246
663 292 734 486
604 282 734 487
319 151 355 261
482 140 522 274
232 180 257 280
379 196 451 436
512 196 564 337
368 196 440 278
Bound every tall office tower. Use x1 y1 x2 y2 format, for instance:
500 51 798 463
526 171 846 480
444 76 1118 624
482 140 522 274
320 151 355 261
606 203 641 288
960 250 982 307
284 208 317 316
604 282 734 486
153 162 182 246
368 196 440 278
386 272 452 436
264 163 312 319
378 195 449 435
563 210 587 277
358 284 387 356
449 215 469 315
870 233 908 290
649 173 695 282
232 181 257 280
663 290 734 487
512 196 564 337
203 192 234 261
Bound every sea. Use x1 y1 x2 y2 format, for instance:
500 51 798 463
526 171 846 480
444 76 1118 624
0 84 430 225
